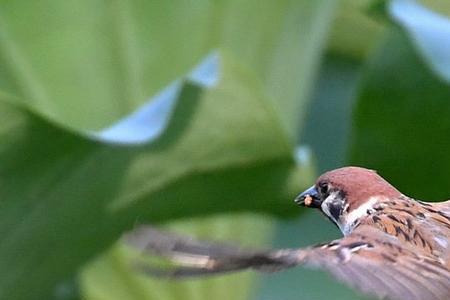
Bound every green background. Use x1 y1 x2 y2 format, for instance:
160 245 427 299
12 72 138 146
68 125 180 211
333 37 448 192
1 0 450 299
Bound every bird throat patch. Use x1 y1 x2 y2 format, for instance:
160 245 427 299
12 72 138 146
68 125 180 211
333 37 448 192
321 191 345 226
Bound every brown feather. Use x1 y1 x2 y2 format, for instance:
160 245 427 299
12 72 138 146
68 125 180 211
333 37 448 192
124 224 450 300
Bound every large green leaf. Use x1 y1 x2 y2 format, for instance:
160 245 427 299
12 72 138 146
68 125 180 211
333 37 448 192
0 53 314 299
0 0 336 137
0 0 338 299
0 0 215 129
349 26 450 200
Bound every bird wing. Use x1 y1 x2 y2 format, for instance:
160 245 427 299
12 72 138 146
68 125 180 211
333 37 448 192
298 225 450 300
123 225 295 276
124 225 450 300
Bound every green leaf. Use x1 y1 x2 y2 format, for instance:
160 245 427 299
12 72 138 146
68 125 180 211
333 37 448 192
0 52 314 299
349 26 450 201
0 0 336 139
0 0 215 129
0 0 337 299
389 0 450 82
326 0 385 61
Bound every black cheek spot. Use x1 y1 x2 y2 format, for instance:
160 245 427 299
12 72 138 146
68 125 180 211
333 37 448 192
328 202 343 221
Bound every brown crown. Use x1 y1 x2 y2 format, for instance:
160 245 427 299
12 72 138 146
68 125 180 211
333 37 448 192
317 166 402 211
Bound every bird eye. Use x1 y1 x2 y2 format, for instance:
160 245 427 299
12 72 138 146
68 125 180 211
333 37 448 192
318 182 329 196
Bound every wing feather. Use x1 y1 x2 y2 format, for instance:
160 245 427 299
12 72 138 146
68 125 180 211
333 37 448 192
125 225 450 300
299 226 450 300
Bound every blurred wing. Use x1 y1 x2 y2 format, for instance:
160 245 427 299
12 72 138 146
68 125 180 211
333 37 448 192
300 226 450 300
124 225 300 276
124 225 450 300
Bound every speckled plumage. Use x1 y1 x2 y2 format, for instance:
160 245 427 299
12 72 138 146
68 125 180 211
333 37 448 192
125 167 450 300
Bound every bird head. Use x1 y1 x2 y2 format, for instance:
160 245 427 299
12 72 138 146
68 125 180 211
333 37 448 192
295 166 402 235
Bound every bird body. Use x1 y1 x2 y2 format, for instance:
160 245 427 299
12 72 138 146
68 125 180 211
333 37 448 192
126 167 450 300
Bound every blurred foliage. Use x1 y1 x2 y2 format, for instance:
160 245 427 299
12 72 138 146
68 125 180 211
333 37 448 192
327 0 385 60
0 0 327 299
350 26 450 201
82 214 275 300
1 0 450 300
421 0 450 16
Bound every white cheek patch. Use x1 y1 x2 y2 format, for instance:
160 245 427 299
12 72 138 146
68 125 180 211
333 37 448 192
321 194 384 236
342 197 380 236
320 191 343 224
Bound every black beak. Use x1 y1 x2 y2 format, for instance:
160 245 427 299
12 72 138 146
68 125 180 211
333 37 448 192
294 186 321 208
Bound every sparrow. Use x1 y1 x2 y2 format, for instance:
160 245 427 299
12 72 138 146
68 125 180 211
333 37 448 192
124 166 450 300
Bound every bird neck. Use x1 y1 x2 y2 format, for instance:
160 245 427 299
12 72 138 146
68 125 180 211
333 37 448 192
340 197 380 236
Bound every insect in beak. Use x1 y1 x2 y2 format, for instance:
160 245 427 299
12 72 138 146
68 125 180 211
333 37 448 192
294 186 322 208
